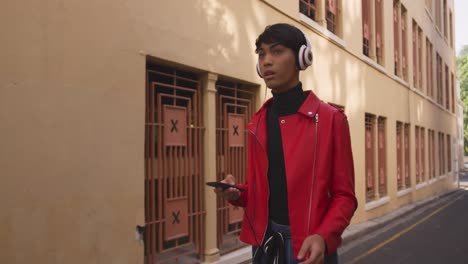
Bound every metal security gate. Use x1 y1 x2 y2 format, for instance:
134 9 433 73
215 81 255 254
145 63 204 263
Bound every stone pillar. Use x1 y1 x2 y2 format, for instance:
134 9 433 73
202 72 220 262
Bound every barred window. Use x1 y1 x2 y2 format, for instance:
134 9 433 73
326 0 338 33
404 124 411 188
378 117 387 197
396 122 403 190
300 0 317 21
365 114 376 202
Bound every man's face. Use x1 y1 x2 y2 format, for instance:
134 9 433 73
257 43 299 93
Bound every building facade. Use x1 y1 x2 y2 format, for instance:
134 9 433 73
0 0 461 263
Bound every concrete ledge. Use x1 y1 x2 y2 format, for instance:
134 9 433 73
397 188 412 197
342 189 459 246
205 246 251 264
364 196 390 211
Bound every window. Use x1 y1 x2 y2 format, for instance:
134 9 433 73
300 0 342 37
439 132 445 175
431 130 436 179
396 122 403 189
413 21 417 88
445 64 450 110
326 0 338 34
362 0 371 56
393 1 400 76
420 128 425 182
362 0 384 65
393 1 407 78
415 127 427 183
450 11 454 48
401 6 408 81
365 114 388 202
375 0 384 64
404 124 411 187
412 20 423 90
447 135 451 172
365 114 376 202
436 53 443 105
435 0 442 31
418 27 423 90
378 117 387 197
300 0 317 21
443 0 448 38
415 126 420 183
428 129 433 179
452 73 455 113
426 39 434 98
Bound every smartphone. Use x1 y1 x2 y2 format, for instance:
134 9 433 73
206 181 245 192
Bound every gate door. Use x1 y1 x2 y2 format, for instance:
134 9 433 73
215 80 255 254
145 64 204 263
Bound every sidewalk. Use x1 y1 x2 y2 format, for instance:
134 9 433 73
342 168 467 247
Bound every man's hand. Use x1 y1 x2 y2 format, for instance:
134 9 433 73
213 174 240 201
297 234 326 264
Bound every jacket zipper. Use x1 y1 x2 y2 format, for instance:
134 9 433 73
307 113 319 234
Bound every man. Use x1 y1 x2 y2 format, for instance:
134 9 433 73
215 23 357 264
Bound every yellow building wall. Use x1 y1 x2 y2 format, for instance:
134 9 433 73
0 0 459 263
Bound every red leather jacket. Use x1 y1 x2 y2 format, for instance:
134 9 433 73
231 90 357 256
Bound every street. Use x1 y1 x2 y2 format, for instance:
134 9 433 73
339 185 468 263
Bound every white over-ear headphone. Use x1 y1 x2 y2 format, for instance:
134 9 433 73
257 32 313 78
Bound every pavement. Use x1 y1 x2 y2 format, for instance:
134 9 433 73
339 187 468 263
340 167 468 249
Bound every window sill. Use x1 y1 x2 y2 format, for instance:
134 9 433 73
365 196 390 211
428 177 439 185
411 86 426 98
425 7 434 22
361 55 387 75
425 96 456 117
436 27 443 39
393 75 410 88
415 182 428 190
299 13 347 49
397 188 412 197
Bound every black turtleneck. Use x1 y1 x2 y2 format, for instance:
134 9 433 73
267 82 307 225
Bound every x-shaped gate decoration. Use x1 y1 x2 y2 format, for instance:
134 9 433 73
164 106 187 146
170 119 178 133
228 114 244 147
172 210 180 224
164 198 188 241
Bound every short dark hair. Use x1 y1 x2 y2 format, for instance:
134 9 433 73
255 23 307 64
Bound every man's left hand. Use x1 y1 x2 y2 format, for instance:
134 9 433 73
297 234 326 264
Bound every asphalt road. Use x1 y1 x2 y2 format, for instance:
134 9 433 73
339 188 468 264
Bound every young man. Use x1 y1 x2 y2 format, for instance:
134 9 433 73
215 23 357 264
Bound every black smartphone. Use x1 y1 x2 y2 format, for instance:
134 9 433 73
206 181 245 192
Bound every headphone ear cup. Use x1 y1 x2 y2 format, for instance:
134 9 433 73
298 34 313 70
298 45 307 70
304 47 313 66
256 63 263 78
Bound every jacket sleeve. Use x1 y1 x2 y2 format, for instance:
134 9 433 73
228 132 254 207
314 112 358 255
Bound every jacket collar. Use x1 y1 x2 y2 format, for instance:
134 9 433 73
247 90 321 133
